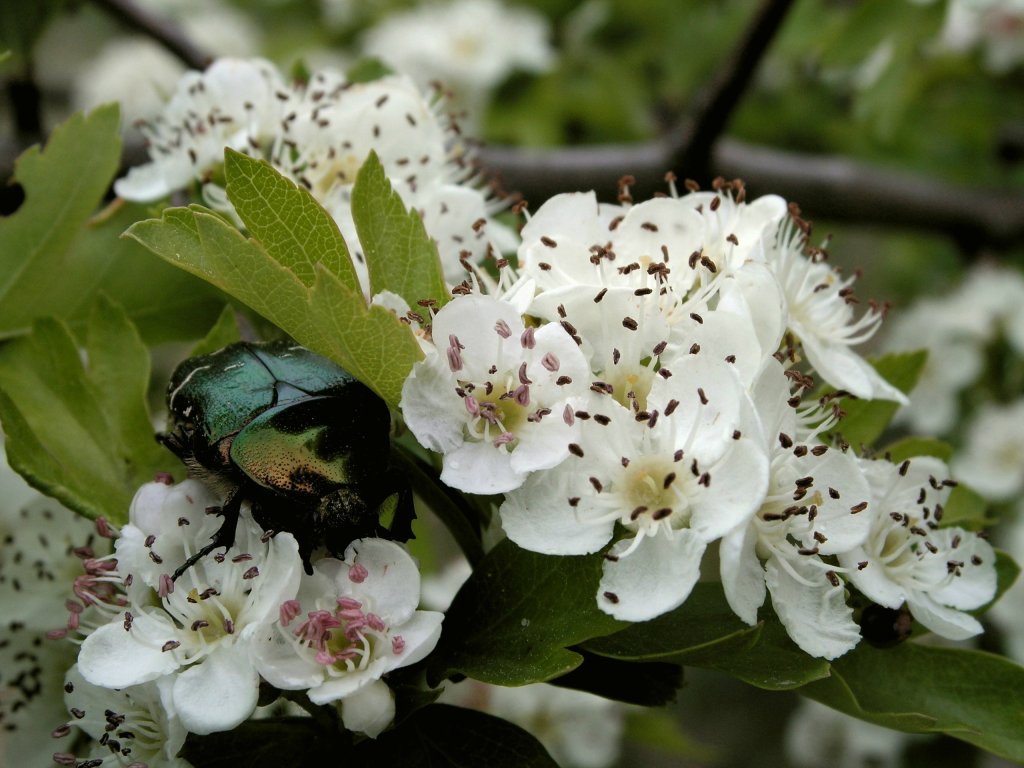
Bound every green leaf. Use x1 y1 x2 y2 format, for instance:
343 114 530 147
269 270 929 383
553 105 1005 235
0 106 120 333
0 297 175 523
942 484 990 530
883 436 953 463
125 206 423 407
183 718 350 767
829 350 928 449
426 539 627 687
582 582 829 690
990 550 1021 609
352 151 449 309
346 57 395 83
189 305 242 358
804 642 1024 762
359 704 558 767
224 148 361 293
0 106 223 343
550 650 683 706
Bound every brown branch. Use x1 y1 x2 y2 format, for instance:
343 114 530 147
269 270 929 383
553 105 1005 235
90 0 211 71
480 138 1024 250
673 0 796 181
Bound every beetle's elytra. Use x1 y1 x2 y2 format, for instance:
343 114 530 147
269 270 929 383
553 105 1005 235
160 340 411 577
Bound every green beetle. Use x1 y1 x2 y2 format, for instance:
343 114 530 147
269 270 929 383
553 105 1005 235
160 340 411 577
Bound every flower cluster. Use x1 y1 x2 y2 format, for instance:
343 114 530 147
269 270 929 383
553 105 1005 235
56 476 441 763
938 0 1024 73
401 180 997 659
116 57 512 291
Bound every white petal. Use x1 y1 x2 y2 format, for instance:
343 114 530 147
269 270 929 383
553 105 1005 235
689 438 769 542
339 539 421 625
239 531 303 625
927 531 997 610
719 523 766 625
249 626 324 691
765 555 860 660
598 531 705 621
340 679 396 737
78 619 180 689
800 333 908 404
907 592 984 641
839 546 906 609
388 610 445 670
172 646 260 735
441 439 524 494
401 354 467 454
308 666 377 704
500 469 615 555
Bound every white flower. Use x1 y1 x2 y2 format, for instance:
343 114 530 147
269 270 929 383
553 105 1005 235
59 665 191 768
785 698 913 768
884 296 985 434
0 443 110 766
441 680 625 768
839 456 997 640
720 362 872 659
940 0 1024 73
764 221 906 403
114 58 286 202
952 399 1024 501
400 294 591 494
501 358 769 621
250 538 443 737
77 484 303 735
361 0 554 123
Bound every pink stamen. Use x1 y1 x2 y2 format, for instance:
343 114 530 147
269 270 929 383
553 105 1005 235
518 362 532 385
495 320 512 338
514 385 530 406
446 347 463 372
279 599 301 626
520 327 536 349
563 404 575 425
348 564 368 583
464 395 480 417
158 574 174 598
392 635 406 654
493 432 515 447
541 353 559 371
366 613 386 631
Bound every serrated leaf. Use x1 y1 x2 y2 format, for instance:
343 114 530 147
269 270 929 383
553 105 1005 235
358 704 558 767
189 305 242 358
0 106 223 343
125 206 423 407
829 351 928 449
804 642 1024 761
427 539 627 687
352 151 449 309
0 106 120 333
0 297 174 523
224 149 361 293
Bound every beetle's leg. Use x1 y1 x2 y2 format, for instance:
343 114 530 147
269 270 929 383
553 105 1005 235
170 486 243 581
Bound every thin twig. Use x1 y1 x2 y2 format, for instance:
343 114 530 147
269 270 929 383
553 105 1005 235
90 0 211 70
673 0 796 181
480 138 1024 250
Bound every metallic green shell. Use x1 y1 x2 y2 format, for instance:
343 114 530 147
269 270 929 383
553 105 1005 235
166 340 356 446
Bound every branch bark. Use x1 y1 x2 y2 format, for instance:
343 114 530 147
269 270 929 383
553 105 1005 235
480 138 1024 249
89 0 211 70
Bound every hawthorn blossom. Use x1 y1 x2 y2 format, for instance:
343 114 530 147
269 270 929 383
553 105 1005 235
839 456 997 640
361 0 555 124
114 57 286 202
401 294 591 494
56 665 190 768
77 481 303 735
720 361 872 659
763 219 906 403
501 358 769 621
952 399 1024 501
250 538 443 737
940 0 1024 72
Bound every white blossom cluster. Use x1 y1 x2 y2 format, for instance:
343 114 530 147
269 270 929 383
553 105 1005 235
115 57 513 291
883 263 1024 664
49 477 442 765
361 0 555 126
400 181 998 660
939 0 1024 73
